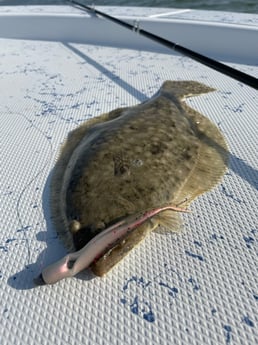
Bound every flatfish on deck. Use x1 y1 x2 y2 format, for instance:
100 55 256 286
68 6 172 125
35 81 228 285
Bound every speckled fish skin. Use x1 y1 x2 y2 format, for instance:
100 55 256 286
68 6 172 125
51 81 228 277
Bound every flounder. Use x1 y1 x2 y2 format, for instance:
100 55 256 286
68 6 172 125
35 81 228 285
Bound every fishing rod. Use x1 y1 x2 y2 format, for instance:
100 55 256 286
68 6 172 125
69 0 258 90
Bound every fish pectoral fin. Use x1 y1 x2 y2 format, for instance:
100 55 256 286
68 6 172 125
153 210 183 234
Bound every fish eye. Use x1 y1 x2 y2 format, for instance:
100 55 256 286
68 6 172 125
67 260 76 269
132 158 143 167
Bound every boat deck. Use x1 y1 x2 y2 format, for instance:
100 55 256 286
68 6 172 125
0 5 258 345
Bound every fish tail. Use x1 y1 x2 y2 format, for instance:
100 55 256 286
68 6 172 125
160 80 215 99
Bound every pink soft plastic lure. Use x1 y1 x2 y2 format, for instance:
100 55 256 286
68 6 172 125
35 204 189 285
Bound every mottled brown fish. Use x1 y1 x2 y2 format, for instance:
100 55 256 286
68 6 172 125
35 81 228 285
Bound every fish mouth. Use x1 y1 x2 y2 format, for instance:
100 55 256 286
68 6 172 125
33 219 154 286
33 273 47 286
34 204 189 285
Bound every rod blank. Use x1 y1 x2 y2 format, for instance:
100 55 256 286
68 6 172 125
70 0 258 90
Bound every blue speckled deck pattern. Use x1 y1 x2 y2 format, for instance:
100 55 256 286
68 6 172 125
0 6 258 345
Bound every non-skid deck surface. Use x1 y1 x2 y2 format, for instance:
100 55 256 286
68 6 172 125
0 36 258 345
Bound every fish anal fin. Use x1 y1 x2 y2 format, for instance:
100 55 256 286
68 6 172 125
50 107 127 250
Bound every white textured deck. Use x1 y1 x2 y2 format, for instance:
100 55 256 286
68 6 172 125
0 6 258 345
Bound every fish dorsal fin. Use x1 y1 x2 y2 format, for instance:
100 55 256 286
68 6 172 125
173 105 228 207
